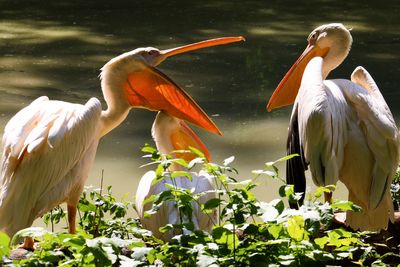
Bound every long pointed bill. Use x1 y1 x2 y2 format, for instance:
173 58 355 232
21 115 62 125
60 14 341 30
124 37 245 135
125 65 222 135
161 36 245 57
266 44 329 111
170 120 211 162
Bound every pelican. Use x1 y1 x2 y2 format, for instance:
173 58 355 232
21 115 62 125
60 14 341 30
136 111 216 241
0 36 243 247
267 23 399 231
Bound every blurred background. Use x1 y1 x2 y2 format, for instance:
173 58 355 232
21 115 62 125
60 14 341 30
1 0 399 224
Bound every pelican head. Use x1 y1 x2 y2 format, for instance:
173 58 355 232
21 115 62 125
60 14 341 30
100 37 244 136
267 23 352 111
152 111 211 163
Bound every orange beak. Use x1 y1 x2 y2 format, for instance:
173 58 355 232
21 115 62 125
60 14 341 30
170 120 211 162
266 44 329 111
161 36 245 58
124 37 245 135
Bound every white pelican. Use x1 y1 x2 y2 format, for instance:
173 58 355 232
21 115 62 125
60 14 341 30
0 36 243 247
136 111 216 241
267 23 399 231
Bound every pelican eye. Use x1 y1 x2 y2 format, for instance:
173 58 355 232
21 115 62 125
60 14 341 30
308 31 319 44
147 50 158 56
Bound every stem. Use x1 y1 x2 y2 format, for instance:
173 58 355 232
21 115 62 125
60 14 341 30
50 209 54 232
100 169 104 195
93 170 104 237
210 169 222 225
233 219 236 264
193 196 217 226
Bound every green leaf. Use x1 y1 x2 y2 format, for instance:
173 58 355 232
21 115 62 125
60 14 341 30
0 232 10 258
189 146 205 159
83 239 112 266
172 158 189 168
287 216 307 242
11 227 50 245
271 199 285 214
315 187 330 198
171 171 192 180
203 198 223 211
141 144 157 154
279 184 294 198
155 163 165 178
268 224 283 239
212 226 239 251
159 224 173 233
314 236 329 249
266 154 299 167
331 200 362 212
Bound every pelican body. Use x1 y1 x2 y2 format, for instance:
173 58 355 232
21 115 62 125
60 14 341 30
267 23 398 231
0 36 243 240
136 112 216 241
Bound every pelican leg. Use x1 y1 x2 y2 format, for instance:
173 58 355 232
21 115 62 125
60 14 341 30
67 204 77 234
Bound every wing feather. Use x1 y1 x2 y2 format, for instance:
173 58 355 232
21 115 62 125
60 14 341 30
335 67 399 209
0 97 102 236
286 104 307 208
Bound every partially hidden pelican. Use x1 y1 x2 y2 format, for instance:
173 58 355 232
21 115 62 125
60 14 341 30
136 111 216 241
0 36 244 247
267 23 399 231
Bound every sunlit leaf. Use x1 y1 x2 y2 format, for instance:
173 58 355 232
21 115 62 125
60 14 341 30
0 232 10 258
172 158 189 168
159 224 173 233
212 226 239 251
188 157 205 169
11 227 50 245
331 200 362 212
223 156 235 166
287 216 307 242
266 154 299 167
279 184 294 198
141 144 157 154
252 169 276 176
268 224 283 239
314 236 329 249
171 171 192 180
189 146 205 159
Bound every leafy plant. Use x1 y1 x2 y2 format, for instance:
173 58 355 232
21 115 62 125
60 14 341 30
391 166 400 210
1 145 399 266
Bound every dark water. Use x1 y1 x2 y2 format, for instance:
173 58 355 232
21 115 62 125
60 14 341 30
1 0 399 215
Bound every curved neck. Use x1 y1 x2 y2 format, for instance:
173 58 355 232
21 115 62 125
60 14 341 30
321 32 352 79
298 57 325 102
100 106 130 137
99 76 131 137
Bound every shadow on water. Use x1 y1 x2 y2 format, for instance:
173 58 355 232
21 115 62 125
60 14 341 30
0 0 400 226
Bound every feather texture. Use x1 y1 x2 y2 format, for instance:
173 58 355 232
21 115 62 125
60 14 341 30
0 97 102 237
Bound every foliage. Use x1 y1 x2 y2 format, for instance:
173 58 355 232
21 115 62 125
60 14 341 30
391 166 400 210
1 145 399 266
